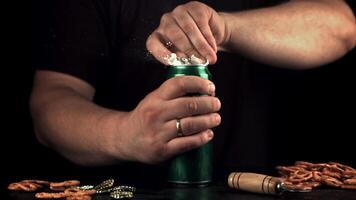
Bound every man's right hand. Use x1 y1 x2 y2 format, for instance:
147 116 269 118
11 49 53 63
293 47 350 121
112 76 221 164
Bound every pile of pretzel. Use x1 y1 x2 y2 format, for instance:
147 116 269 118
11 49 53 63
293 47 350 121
8 180 95 200
277 161 356 191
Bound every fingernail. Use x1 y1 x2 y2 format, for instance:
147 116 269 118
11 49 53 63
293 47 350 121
208 83 215 95
215 114 221 125
207 130 214 139
214 98 221 110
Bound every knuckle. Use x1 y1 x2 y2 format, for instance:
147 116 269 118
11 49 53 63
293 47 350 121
168 29 185 43
160 13 170 24
160 78 177 95
184 119 196 133
186 49 198 57
147 142 167 163
182 24 195 36
173 5 185 14
142 107 161 122
186 97 199 113
187 1 203 8
196 41 208 51
175 76 187 91
197 133 207 146
194 18 206 26
180 142 194 153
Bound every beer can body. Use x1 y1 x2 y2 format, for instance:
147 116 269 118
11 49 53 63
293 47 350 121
166 64 213 185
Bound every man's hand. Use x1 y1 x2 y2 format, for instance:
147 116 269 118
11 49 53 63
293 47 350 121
113 76 221 164
147 0 356 69
146 1 227 65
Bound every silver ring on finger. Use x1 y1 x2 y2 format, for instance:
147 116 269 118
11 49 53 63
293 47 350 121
176 119 183 137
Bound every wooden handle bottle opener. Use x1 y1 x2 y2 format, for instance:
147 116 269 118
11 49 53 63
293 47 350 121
228 172 282 194
228 172 312 195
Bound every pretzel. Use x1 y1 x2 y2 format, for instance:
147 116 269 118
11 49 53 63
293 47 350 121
7 179 103 200
312 171 322 182
35 188 96 199
64 188 96 196
50 180 80 188
321 175 343 187
344 178 356 185
66 195 92 200
328 162 355 172
295 161 315 168
343 170 356 178
8 182 43 192
35 192 69 199
7 179 50 191
276 166 301 176
282 181 313 191
305 181 321 188
49 180 80 191
327 164 344 174
341 184 356 190
21 180 50 185
287 170 313 183
277 161 356 191
322 168 342 179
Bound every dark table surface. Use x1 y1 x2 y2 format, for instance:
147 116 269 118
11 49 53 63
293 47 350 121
7 181 356 200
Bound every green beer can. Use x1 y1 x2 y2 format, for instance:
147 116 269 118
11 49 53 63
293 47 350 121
166 63 213 186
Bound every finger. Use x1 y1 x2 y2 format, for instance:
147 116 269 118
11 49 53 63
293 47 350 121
188 9 218 53
166 129 214 156
158 76 215 100
160 15 201 58
163 96 221 120
146 32 173 65
172 9 216 62
163 113 221 141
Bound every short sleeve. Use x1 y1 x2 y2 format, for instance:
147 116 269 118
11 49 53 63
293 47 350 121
31 0 110 87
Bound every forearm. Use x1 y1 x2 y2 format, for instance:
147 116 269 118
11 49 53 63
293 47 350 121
30 86 128 166
219 0 356 69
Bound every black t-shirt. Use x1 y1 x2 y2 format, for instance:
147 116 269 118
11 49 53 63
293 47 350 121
32 0 294 178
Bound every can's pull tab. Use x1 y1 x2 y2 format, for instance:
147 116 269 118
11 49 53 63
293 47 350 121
228 172 282 195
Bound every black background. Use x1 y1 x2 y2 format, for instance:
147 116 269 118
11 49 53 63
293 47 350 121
3 0 356 190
